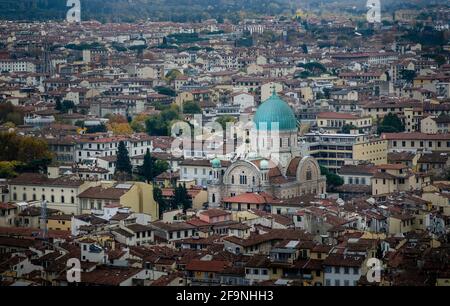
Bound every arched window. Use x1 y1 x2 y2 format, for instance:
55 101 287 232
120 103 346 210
212 194 216 203
231 175 235 184
306 166 312 181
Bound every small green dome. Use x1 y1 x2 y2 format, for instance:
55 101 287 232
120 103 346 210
253 92 298 131
211 157 221 168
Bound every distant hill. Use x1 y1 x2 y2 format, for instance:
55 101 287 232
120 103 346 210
0 0 293 23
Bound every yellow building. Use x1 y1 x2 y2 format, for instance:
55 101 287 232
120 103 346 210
371 164 431 196
388 214 415 235
46 215 72 231
9 173 98 215
78 182 159 220
353 139 388 165
422 183 450 216
317 112 373 133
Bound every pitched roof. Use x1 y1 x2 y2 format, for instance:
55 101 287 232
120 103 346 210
222 192 282 204
78 186 128 200
185 259 230 273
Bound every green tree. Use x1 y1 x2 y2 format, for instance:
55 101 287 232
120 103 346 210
145 107 180 136
216 116 237 129
0 132 53 173
320 166 343 191
0 161 19 178
174 183 191 211
115 141 132 178
153 186 168 216
141 148 155 183
86 124 108 134
340 124 357 134
0 102 23 125
301 43 308 54
183 101 201 114
400 69 416 83
154 86 176 97
377 113 405 134
165 69 182 82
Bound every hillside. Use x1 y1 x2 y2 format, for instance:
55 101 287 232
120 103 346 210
0 0 293 23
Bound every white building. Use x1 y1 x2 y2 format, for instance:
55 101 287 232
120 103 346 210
0 59 36 73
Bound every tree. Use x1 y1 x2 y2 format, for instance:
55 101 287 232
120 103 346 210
154 86 176 97
301 43 308 54
0 161 19 178
145 107 180 136
400 69 416 83
340 124 357 134
130 114 149 133
174 183 191 211
165 69 182 82
107 122 133 135
377 113 405 134
0 102 23 125
320 166 343 191
153 186 168 216
0 132 53 173
141 149 155 183
115 141 132 178
183 101 201 114
86 124 107 134
216 116 237 129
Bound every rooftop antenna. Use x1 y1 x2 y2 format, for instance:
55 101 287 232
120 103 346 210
41 200 48 241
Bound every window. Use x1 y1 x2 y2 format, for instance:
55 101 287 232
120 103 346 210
344 267 349 274
334 280 340 286
353 267 359 275
334 267 340 273
344 280 349 286
325 279 331 286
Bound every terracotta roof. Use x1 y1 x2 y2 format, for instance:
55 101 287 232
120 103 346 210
10 173 84 187
382 132 450 140
286 157 301 177
78 186 128 200
185 259 230 273
418 153 449 164
317 112 360 120
222 192 282 205
223 229 312 248
199 209 230 218
80 267 144 286
323 254 364 267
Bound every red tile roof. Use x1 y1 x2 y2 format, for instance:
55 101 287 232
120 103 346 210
185 259 230 272
222 192 282 204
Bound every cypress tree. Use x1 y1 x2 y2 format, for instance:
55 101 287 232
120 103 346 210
116 141 132 177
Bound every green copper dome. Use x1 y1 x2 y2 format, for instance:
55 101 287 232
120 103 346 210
211 157 221 168
253 92 298 131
